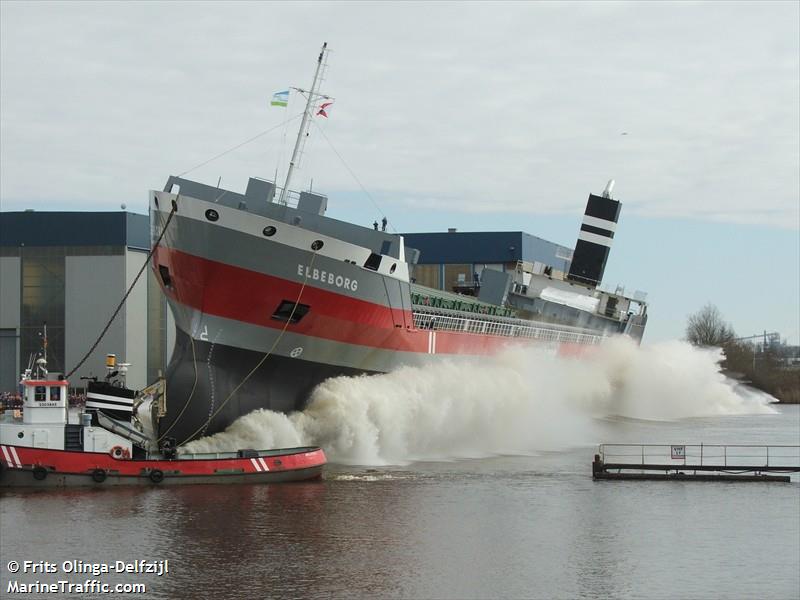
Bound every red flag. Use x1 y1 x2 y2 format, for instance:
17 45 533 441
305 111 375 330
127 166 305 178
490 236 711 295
316 102 333 118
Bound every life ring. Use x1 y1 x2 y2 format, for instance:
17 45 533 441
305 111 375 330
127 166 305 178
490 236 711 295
91 468 107 483
110 446 130 460
149 469 164 484
32 466 48 481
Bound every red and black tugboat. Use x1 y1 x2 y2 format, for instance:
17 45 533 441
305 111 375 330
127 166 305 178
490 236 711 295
0 335 325 488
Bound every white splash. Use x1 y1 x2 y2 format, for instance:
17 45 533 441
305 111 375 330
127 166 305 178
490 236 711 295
182 337 775 464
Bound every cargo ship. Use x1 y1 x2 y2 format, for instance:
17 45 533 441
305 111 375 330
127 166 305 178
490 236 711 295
149 44 648 445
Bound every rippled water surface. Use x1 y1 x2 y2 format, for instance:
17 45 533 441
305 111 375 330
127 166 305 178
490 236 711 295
2 406 798 599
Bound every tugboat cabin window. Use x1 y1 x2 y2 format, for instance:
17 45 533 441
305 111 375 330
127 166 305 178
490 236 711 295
35 386 47 402
272 301 310 323
50 387 61 401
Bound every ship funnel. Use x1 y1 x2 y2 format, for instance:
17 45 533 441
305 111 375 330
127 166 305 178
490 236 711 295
566 184 622 287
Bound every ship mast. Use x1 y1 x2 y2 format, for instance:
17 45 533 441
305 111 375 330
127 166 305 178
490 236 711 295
278 42 329 205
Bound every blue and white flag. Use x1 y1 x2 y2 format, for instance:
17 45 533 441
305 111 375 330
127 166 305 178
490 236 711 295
270 90 289 107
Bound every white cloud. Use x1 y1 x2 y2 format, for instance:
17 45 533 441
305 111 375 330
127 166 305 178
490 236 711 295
1 1 798 229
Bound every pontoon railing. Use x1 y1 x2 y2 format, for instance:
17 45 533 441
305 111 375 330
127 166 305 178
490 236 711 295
598 444 800 468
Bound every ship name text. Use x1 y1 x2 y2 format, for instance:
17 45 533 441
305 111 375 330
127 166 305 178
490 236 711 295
298 265 359 291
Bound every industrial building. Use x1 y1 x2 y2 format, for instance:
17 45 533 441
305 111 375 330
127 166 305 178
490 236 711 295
403 230 574 292
0 211 170 393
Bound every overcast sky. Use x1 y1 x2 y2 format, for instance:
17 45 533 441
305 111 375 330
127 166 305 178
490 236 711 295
1 1 798 344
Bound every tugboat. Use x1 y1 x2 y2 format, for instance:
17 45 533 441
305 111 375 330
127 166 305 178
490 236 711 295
0 333 325 488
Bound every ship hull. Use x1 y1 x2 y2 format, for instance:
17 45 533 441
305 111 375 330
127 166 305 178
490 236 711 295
160 330 375 444
150 187 608 444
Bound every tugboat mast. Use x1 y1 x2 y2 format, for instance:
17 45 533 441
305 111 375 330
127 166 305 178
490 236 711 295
278 42 330 205
34 323 48 378
42 323 47 368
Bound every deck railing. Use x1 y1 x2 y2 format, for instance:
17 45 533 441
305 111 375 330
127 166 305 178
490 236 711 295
412 310 604 345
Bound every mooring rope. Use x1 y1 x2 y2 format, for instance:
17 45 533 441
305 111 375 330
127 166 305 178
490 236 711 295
155 317 199 444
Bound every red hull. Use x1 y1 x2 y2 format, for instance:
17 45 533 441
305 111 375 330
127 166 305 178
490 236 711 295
156 247 592 357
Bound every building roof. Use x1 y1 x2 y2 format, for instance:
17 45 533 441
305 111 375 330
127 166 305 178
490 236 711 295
0 212 149 250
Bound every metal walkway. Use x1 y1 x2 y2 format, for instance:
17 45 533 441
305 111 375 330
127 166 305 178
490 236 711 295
593 443 800 482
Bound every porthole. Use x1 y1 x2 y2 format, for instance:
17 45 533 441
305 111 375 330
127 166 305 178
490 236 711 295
311 240 324 251
205 209 219 222
390 263 397 274
263 226 277 237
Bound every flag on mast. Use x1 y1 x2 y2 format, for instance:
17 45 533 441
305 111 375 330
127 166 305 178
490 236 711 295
271 90 289 107
316 101 333 118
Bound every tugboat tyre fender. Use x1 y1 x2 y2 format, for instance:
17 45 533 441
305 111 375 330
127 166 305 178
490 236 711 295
32 466 48 481
149 469 164 484
91 468 107 483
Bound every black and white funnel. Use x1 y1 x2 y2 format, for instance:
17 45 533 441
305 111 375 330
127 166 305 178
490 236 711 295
567 180 621 287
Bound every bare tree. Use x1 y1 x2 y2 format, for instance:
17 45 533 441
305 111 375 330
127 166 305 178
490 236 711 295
686 303 736 347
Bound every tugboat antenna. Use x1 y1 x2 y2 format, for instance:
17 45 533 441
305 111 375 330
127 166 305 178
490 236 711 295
278 42 329 205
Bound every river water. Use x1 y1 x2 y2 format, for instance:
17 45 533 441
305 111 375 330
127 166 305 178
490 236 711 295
1 405 798 600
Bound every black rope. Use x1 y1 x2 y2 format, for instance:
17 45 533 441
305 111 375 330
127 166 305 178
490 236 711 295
65 199 179 379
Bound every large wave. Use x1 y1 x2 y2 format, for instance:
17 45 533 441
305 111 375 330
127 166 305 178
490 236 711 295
182 337 775 464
